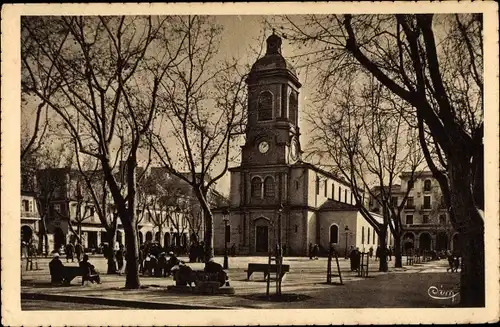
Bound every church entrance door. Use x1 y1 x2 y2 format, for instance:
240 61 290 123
255 226 268 253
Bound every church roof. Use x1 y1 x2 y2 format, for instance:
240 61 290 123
318 199 359 212
247 32 299 85
292 161 365 193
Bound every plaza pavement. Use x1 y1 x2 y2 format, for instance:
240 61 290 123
21 255 459 309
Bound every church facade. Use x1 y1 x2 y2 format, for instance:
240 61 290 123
213 33 385 256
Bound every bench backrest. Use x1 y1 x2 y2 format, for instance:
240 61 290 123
248 263 290 271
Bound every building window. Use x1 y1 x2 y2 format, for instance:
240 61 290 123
289 90 298 124
22 200 29 212
324 180 328 197
373 231 376 245
424 179 432 192
439 214 447 225
344 189 347 203
281 84 288 118
330 225 339 244
423 196 431 209
367 228 371 245
423 215 429 224
361 226 365 244
251 177 262 198
257 91 273 121
316 176 320 195
406 215 414 224
331 183 335 199
408 180 414 190
264 176 275 198
338 187 341 201
406 197 414 208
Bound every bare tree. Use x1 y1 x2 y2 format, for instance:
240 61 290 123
149 16 247 260
279 13 483 307
308 77 424 271
21 16 187 288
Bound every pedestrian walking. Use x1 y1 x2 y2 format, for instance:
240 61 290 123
375 246 381 261
65 243 75 263
75 243 83 262
369 246 374 258
116 244 125 273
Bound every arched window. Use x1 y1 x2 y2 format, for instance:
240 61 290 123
251 177 262 198
257 91 273 121
329 225 339 244
362 226 365 244
264 176 275 198
289 90 298 124
424 179 432 192
367 228 371 245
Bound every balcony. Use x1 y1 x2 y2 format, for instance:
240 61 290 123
404 204 416 210
21 211 40 219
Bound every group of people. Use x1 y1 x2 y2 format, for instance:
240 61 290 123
308 243 320 260
368 246 394 261
446 251 461 273
49 252 100 285
63 242 85 263
141 251 180 277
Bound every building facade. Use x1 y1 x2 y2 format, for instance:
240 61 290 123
213 33 385 256
370 171 458 253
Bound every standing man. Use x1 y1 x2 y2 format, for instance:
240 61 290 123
65 242 75 263
75 243 83 262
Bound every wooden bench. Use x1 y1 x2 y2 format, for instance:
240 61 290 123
51 266 99 285
174 270 227 287
245 263 290 281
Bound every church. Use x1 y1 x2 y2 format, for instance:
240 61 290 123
213 33 384 256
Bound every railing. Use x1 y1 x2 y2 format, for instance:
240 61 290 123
21 211 40 219
404 204 416 210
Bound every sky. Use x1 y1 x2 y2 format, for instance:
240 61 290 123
22 15 317 197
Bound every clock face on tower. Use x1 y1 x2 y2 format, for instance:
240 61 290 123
289 137 300 162
258 141 270 154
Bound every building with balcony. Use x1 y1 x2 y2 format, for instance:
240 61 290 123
33 165 213 253
370 171 458 253
20 191 41 246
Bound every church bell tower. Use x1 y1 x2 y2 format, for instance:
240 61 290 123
241 31 302 167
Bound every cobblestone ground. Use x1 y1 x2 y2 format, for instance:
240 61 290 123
21 255 458 309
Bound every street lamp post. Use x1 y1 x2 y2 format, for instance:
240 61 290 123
222 208 230 269
344 226 350 259
276 203 284 296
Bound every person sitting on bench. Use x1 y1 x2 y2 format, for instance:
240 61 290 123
164 252 180 277
79 254 101 284
49 253 66 284
204 258 227 287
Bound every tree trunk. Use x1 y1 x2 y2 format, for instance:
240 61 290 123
394 233 403 268
203 207 214 262
123 157 140 289
123 221 140 289
378 228 388 272
449 161 485 307
106 231 118 274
